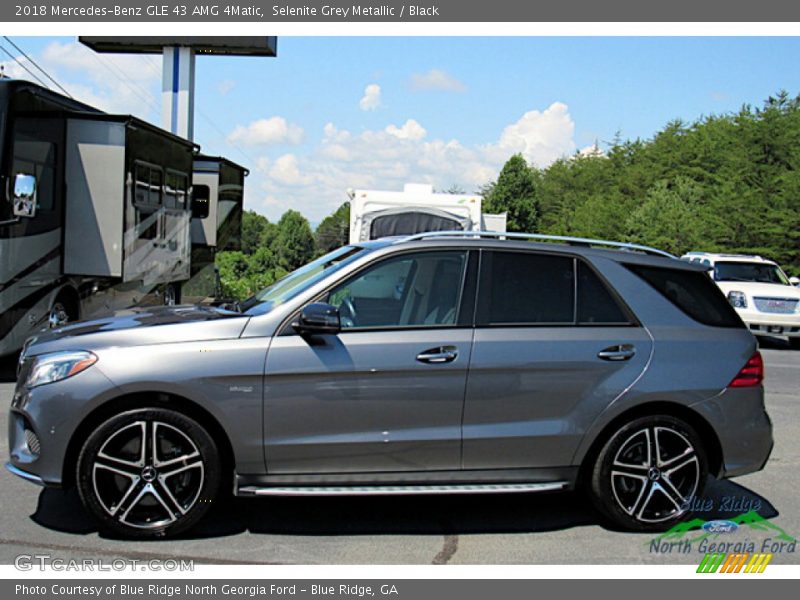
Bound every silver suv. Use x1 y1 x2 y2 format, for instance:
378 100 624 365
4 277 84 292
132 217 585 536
7 232 773 538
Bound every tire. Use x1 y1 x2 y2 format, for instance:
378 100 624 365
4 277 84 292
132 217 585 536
588 415 708 532
790 338 800 350
49 292 78 328
163 283 181 306
76 408 221 539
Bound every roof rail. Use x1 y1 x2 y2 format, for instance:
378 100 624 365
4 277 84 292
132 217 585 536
394 230 676 259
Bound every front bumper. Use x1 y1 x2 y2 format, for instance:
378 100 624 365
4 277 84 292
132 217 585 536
735 309 800 337
691 386 773 478
5 462 45 486
7 364 117 487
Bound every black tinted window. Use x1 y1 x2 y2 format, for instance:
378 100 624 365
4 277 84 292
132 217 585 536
577 262 631 324
627 264 744 328
479 251 574 325
192 184 210 219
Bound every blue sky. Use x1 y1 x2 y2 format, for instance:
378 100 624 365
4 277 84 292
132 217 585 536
3 36 800 223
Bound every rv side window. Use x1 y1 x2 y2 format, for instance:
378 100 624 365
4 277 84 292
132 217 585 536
134 162 163 207
192 184 210 219
165 170 189 210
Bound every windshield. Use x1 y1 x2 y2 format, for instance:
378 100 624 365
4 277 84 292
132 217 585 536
240 245 368 315
714 261 791 285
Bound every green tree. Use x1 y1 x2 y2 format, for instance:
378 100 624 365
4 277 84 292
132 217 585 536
274 209 315 271
315 202 350 254
483 154 539 232
625 177 704 255
240 210 272 255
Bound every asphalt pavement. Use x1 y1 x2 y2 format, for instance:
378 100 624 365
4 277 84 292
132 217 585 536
0 340 797 565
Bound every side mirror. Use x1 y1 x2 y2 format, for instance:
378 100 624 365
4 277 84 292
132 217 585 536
12 173 37 218
790 276 800 287
293 303 341 335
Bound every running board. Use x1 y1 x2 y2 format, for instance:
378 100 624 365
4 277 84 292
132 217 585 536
236 481 569 497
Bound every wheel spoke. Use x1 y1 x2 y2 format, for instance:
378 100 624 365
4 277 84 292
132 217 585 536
110 478 145 517
659 476 690 511
632 481 655 519
610 463 649 478
119 483 177 528
160 458 204 479
97 421 146 468
94 456 142 477
665 455 699 478
613 428 651 469
647 427 659 467
155 478 191 516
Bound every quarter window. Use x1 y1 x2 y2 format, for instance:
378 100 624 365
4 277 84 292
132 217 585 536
327 251 467 330
577 261 630 324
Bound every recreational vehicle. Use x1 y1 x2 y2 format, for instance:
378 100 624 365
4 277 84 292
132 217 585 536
181 155 247 304
0 79 209 356
347 183 507 244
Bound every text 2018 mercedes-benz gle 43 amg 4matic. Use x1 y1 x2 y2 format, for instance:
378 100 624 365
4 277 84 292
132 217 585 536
7 232 772 538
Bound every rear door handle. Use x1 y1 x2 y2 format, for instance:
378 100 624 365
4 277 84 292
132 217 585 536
416 345 458 364
597 344 636 361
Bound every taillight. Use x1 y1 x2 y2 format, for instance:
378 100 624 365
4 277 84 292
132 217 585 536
729 351 764 388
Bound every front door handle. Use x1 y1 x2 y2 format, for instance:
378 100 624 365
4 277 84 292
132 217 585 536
416 345 458 364
597 344 636 361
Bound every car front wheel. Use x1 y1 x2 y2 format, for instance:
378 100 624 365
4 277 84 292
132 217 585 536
76 408 221 538
589 415 708 531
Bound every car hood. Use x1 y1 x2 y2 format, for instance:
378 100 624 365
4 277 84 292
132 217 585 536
716 281 800 298
23 305 251 356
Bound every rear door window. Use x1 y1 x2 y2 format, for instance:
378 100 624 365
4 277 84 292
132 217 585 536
477 251 575 325
477 251 633 326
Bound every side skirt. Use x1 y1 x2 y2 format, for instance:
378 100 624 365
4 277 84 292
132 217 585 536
234 467 578 497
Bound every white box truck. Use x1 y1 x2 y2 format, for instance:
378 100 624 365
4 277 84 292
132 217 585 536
348 183 507 244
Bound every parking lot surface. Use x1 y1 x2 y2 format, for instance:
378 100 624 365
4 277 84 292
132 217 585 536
0 341 797 565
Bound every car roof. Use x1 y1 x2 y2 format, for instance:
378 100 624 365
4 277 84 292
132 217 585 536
363 234 707 271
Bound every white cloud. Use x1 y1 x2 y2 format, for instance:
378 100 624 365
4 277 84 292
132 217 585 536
489 102 576 167
409 69 467 93
247 102 576 223
385 119 427 141
216 79 236 96
227 117 304 147
2 40 160 119
359 83 382 111
267 154 309 185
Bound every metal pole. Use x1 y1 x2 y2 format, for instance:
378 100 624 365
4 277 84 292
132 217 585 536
161 45 196 141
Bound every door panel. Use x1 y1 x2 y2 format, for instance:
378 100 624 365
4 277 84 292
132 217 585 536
263 329 473 474
463 326 652 469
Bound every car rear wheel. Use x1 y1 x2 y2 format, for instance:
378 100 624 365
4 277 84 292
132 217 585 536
589 415 708 531
76 408 221 538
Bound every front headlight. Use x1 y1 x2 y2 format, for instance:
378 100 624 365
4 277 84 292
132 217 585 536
25 351 98 388
727 290 748 309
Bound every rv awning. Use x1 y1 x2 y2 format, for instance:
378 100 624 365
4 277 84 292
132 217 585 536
363 207 472 240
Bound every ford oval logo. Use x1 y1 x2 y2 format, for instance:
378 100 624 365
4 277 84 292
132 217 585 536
703 520 739 534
